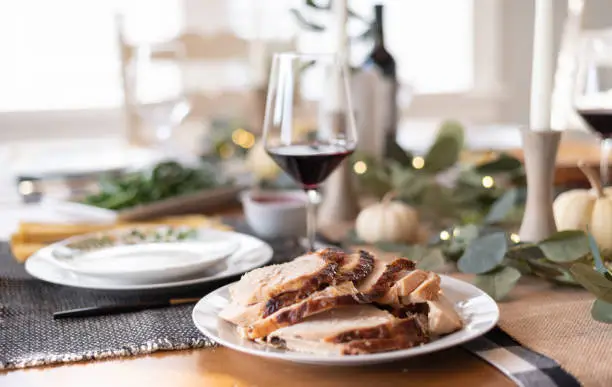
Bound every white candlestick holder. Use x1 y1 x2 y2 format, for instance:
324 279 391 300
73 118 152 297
518 129 561 242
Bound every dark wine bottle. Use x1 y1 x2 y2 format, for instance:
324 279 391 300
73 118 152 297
362 4 403 161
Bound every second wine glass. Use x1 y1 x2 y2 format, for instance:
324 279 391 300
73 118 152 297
262 53 358 251
574 30 612 185
129 43 191 154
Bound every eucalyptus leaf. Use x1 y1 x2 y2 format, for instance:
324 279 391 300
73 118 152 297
457 168 486 187
386 141 413 165
374 241 413 254
459 210 486 225
352 154 392 197
440 224 480 261
591 299 612 323
437 120 465 145
510 169 527 186
421 121 464 174
452 185 485 205
526 258 578 284
420 184 457 219
404 245 431 259
505 257 533 276
423 136 462 174
390 167 415 191
538 230 590 263
475 153 523 174
484 189 518 225
397 175 430 201
570 263 612 303
416 249 446 271
345 228 365 245
474 266 521 301
586 230 609 276
457 232 508 274
453 224 480 244
506 244 544 261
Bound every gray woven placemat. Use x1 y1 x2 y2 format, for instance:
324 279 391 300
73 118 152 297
0 225 303 370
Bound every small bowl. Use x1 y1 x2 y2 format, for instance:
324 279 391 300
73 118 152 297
240 190 307 239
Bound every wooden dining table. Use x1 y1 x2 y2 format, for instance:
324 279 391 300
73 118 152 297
1 138 604 387
0 345 514 387
0 217 519 387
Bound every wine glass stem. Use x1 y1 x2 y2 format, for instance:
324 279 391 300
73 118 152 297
601 138 612 187
306 189 319 252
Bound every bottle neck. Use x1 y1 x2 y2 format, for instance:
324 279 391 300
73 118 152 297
374 6 384 47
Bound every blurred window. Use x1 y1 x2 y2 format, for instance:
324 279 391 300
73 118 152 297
0 0 474 112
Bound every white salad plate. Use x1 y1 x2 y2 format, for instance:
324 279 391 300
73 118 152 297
25 229 273 291
49 229 240 283
192 275 499 366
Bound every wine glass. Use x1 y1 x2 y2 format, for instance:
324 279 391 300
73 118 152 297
129 43 191 155
263 53 358 251
574 30 612 186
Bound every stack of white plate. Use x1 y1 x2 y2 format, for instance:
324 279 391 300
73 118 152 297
25 227 273 291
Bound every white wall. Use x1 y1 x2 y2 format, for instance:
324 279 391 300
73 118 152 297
499 0 612 125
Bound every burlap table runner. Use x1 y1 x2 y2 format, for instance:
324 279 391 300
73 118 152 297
453 273 611 387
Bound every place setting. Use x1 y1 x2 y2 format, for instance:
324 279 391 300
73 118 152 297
25 226 272 291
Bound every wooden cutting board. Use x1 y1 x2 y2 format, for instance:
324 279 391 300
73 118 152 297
116 186 244 221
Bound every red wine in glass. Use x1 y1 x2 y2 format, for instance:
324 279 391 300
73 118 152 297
578 108 612 185
267 144 354 189
577 109 612 138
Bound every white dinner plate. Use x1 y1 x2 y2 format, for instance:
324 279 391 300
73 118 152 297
49 228 240 283
25 229 273 291
192 275 499 366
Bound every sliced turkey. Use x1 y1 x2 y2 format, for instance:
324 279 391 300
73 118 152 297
242 282 361 339
229 249 344 306
427 293 463 335
262 250 375 317
377 270 441 305
220 248 463 354
337 250 375 283
218 302 264 327
356 258 415 302
267 305 429 355
399 272 441 303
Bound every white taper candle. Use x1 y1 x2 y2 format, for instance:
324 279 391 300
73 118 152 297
530 0 555 131
328 0 348 112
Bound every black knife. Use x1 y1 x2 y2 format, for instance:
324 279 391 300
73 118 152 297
53 297 200 319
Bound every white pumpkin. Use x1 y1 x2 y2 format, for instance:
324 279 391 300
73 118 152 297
246 140 280 181
355 192 419 244
553 162 612 249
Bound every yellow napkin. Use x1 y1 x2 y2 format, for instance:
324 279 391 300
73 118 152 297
10 215 232 263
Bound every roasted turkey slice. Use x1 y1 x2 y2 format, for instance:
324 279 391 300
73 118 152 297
229 249 344 306
356 258 415 302
267 305 429 355
242 282 361 339
262 250 375 317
